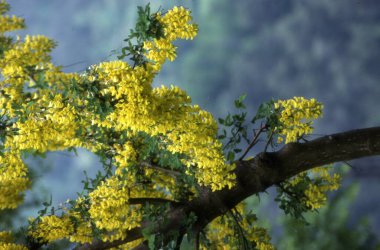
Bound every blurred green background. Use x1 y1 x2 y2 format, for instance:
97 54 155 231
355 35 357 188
3 0 380 248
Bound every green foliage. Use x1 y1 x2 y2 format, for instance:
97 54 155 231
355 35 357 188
275 177 314 222
251 100 281 131
276 183 380 250
218 96 282 163
116 4 164 67
218 95 250 162
3 1 380 248
0 36 12 58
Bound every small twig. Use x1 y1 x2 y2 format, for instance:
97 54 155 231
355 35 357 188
228 209 250 250
128 197 180 206
141 162 181 177
62 60 87 69
194 229 200 250
264 130 274 152
222 128 241 151
342 160 354 169
238 125 266 161
174 233 184 250
277 183 302 200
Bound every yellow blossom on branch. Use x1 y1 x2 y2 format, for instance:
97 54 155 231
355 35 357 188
274 96 323 143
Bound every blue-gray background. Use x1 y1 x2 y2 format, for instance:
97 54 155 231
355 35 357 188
5 0 380 246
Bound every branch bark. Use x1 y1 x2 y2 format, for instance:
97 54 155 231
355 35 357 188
75 126 380 250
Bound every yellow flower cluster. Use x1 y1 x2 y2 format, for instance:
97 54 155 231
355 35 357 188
87 6 234 191
88 176 141 242
204 203 274 250
0 35 56 94
0 243 28 250
115 239 144 250
288 166 341 210
8 104 76 152
1 2 234 245
143 6 198 71
305 166 341 209
0 1 99 212
2 35 56 68
67 213 93 244
274 97 322 143
92 60 235 190
0 0 24 34
0 152 29 209
0 231 28 250
44 63 80 87
29 215 74 242
29 201 94 244
0 15 24 34
87 159 177 242
0 231 13 242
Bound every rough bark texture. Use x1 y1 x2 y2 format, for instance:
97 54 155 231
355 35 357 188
74 126 380 250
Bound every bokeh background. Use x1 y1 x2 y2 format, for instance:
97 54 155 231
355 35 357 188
3 0 380 248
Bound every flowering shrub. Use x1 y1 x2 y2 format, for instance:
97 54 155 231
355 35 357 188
0 1 342 249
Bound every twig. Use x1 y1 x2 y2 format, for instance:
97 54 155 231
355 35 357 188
238 125 266 161
222 128 241 150
264 130 274 152
174 233 184 250
228 209 250 250
277 183 301 200
194 229 200 250
141 161 181 177
128 197 180 206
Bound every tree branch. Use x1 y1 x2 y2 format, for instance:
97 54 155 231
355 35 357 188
75 126 380 250
140 161 181 177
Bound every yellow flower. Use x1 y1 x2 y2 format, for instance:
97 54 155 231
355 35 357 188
29 215 74 242
2 3 233 245
204 203 274 250
0 231 28 249
0 152 29 209
274 97 322 143
0 14 24 33
287 165 341 210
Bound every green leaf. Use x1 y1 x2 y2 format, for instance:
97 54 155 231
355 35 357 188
227 151 235 162
42 195 52 207
234 94 247 109
233 148 242 153
225 114 233 126
148 234 156 250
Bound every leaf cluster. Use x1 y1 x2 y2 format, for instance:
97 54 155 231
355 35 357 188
218 95 250 162
117 4 165 67
275 178 314 222
218 95 282 162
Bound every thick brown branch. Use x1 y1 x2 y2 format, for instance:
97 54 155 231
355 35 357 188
75 228 142 250
76 126 380 250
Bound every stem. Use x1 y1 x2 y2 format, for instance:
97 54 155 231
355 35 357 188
128 197 180 206
264 130 274 152
174 234 184 250
222 128 241 151
194 230 200 250
141 162 181 177
238 125 266 161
